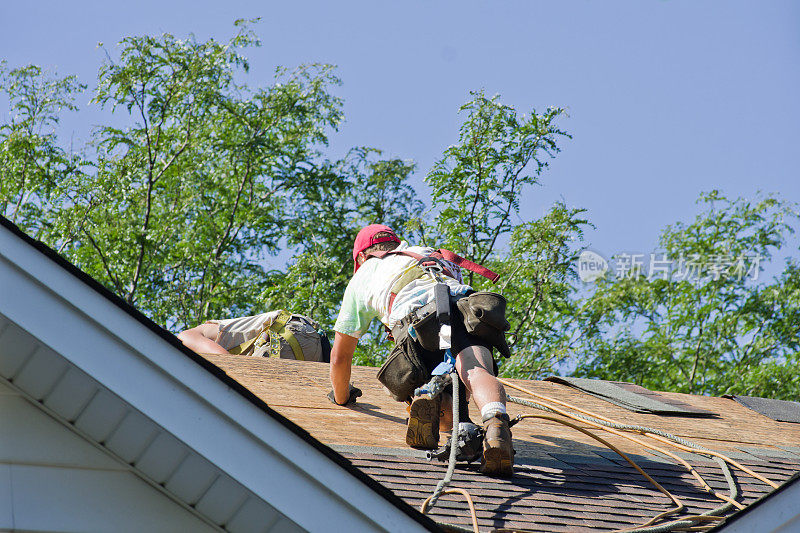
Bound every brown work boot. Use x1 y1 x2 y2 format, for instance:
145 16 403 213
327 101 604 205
480 413 514 476
406 394 441 449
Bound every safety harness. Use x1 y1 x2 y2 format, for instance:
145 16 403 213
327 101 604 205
403 256 488 474
365 248 500 315
368 249 504 469
228 310 306 360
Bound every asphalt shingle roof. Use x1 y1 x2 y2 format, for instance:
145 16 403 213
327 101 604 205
201 354 800 532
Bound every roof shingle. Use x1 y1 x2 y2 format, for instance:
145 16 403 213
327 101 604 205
202 354 800 532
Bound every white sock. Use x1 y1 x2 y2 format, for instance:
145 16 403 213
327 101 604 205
481 402 506 422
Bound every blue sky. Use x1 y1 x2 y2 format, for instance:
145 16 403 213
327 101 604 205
2 0 798 269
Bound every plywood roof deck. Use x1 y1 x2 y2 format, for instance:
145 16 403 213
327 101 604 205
202 354 800 532
202 355 800 456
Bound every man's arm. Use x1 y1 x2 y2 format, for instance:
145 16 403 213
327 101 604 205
330 331 359 404
177 323 229 355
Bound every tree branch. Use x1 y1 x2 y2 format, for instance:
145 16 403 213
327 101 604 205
82 228 124 295
688 324 704 392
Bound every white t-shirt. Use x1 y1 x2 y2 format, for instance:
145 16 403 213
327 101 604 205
333 242 472 338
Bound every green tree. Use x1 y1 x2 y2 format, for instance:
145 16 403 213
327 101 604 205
53 25 346 329
260 147 424 365
263 148 422 325
424 91 586 378
1 23 423 334
0 62 85 238
498 203 590 378
572 191 800 399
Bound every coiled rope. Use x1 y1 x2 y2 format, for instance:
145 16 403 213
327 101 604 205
507 394 744 509
419 375 769 533
500 379 777 491
499 378 781 532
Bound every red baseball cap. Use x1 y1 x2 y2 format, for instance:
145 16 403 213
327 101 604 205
352 224 400 272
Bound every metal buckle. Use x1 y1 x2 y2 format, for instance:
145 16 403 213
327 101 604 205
417 256 448 282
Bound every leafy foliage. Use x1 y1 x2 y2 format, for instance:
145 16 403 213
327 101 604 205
57 27 346 328
1 25 422 334
572 192 800 399
0 62 85 237
262 148 423 335
426 91 569 283
424 91 586 378
499 203 590 378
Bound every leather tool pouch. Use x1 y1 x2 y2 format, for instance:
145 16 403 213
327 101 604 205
377 333 429 402
411 311 441 351
456 291 512 358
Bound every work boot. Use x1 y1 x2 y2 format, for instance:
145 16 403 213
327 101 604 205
480 413 514 476
406 394 441 449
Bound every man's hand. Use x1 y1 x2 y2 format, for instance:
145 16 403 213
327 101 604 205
327 384 363 406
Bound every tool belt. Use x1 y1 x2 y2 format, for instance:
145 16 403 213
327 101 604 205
377 332 430 402
390 300 441 351
390 291 511 356
377 291 511 401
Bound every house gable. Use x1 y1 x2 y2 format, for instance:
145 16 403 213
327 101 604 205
0 216 435 533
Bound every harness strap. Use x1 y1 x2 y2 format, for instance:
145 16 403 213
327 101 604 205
387 266 428 314
367 248 500 283
229 334 257 356
269 311 305 361
368 248 496 342
437 249 500 283
229 310 305 360
369 248 497 317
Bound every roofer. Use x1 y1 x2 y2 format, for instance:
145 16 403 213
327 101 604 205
179 310 331 362
328 224 514 476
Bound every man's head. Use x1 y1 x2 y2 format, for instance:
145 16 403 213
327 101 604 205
352 224 401 272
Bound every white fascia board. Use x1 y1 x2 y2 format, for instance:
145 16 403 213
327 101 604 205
0 224 430 533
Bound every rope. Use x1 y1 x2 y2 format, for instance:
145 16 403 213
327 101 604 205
417 375 759 533
499 378 761 533
500 378 777 490
495 407 740 533
507 394 744 510
420 369 481 533
423 368 459 506
424 489 479 533
613 457 738 533
516 413 686 528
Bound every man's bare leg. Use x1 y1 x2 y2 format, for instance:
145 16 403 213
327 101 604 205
455 345 506 411
455 344 513 476
177 323 229 355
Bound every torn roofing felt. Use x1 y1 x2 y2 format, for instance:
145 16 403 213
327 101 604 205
723 395 800 424
545 376 716 416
